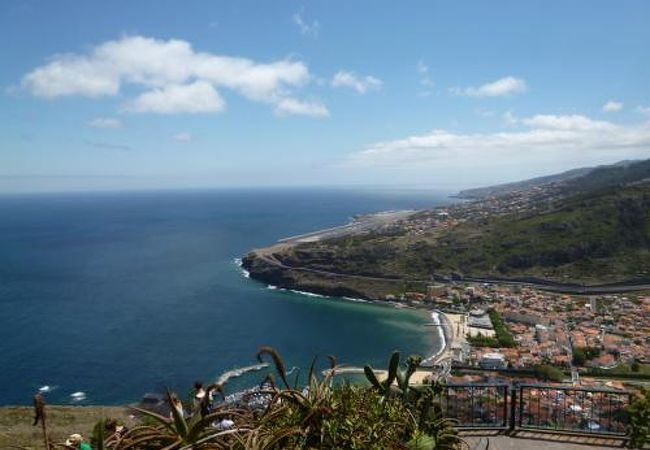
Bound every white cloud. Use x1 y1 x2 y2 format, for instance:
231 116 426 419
416 59 434 97
173 132 193 143
21 35 321 117
292 9 319 38
347 114 650 168
522 114 615 131
331 71 382 94
124 81 225 114
602 100 623 113
23 55 120 98
274 98 329 117
450 76 527 98
87 117 122 129
635 105 650 115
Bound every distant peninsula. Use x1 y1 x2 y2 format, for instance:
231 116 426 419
242 159 650 300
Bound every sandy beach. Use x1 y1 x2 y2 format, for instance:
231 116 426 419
403 310 456 385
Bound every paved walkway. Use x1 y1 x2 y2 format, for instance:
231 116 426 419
461 430 627 449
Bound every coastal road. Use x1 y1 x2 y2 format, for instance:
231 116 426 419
248 213 650 296
250 246 650 296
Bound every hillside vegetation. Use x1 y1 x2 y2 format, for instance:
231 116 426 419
274 159 650 285
6 349 464 450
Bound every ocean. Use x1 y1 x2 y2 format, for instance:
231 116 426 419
0 188 449 405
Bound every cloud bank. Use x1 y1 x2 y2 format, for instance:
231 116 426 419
347 114 650 168
21 35 326 117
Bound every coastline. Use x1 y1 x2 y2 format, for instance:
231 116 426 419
236 258 386 305
438 311 454 357
422 310 451 366
237 258 447 371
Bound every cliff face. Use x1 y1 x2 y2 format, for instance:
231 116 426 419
241 251 405 300
242 251 297 287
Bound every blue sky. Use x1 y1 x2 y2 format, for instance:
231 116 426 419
1 0 649 192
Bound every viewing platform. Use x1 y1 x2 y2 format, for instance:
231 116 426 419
462 430 628 449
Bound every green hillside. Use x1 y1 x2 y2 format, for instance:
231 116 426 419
276 160 650 284
432 182 650 281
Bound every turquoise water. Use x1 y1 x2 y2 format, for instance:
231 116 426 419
0 188 448 405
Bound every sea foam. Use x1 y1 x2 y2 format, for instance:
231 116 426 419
233 258 250 278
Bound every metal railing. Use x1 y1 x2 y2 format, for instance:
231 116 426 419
440 383 632 436
441 383 509 429
517 384 631 436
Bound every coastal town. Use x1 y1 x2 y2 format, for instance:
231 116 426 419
404 281 650 385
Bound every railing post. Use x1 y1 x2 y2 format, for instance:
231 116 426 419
509 386 517 433
503 385 508 428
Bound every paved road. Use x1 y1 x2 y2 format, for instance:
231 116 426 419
251 246 650 296
250 215 650 296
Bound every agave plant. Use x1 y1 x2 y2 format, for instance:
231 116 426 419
364 351 400 399
406 379 468 450
364 351 423 402
89 419 107 450
232 406 303 450
407 417 466 450
410 380 447 429
35 348 466 449
119 389 252 449
410 414 465 449
255 346 339 447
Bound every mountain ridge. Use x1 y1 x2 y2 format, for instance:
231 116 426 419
456 159 640 199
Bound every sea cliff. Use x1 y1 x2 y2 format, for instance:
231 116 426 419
241 248 407 300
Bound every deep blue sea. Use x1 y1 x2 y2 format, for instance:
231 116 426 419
0 188 450 405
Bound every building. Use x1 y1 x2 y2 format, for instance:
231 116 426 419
468 309 493 329
535 324 550 343
427 284 447 300
479 352 507 369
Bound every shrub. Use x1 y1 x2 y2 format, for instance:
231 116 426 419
33 348 465 450
627 388 650 449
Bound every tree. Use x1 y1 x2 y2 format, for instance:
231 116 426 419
572 348 587 366
534 365 564 382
